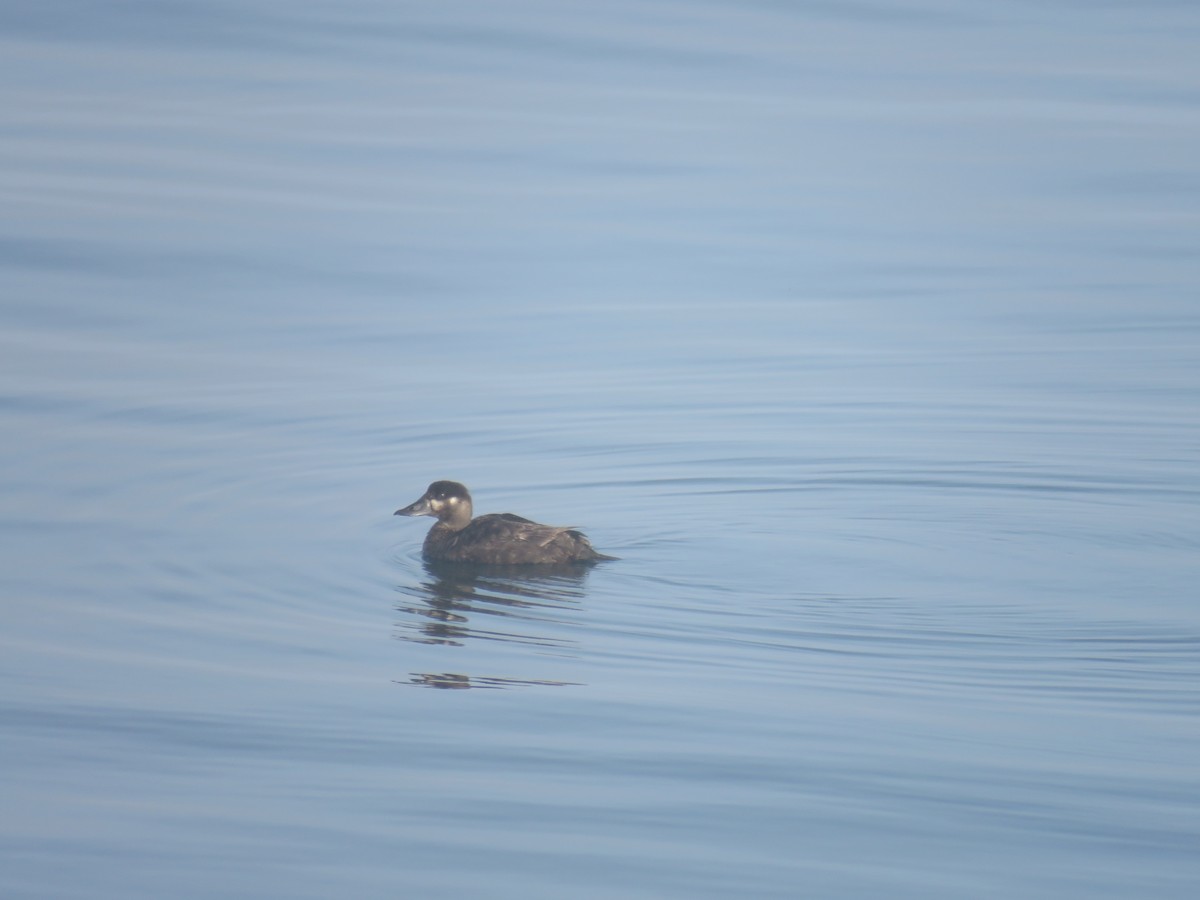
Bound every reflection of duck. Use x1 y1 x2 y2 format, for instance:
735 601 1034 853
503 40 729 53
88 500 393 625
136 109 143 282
404 672 580 690
394 480 616 565
393 557 592 689
395 558 591 648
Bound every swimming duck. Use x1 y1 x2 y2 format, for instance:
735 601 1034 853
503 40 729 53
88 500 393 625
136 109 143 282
394 480 615 565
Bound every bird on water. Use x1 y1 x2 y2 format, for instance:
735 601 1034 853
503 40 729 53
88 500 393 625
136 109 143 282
394 480 615 565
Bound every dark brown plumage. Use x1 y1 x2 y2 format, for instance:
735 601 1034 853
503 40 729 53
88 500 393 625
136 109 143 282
394 480 615 565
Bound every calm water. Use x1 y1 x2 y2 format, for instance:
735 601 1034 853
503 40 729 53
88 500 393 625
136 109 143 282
2 1 1199 897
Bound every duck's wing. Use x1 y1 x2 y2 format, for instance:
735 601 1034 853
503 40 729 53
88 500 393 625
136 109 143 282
494 513 537 525
465 514 612 563
525 523 613 560
489 516 576 549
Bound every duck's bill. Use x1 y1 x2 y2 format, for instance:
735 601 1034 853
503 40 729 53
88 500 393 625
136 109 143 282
394 495 432 516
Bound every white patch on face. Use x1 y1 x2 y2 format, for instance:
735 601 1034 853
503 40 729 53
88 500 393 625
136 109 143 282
446 496 459 505
429 498 445 512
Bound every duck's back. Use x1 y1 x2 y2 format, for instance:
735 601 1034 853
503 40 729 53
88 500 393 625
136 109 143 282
423 513 610 565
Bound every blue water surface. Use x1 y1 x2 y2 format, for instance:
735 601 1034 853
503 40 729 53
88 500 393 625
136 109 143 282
2 1 1198 898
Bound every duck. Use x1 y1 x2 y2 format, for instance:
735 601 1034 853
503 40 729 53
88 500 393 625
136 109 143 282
394 480 616 565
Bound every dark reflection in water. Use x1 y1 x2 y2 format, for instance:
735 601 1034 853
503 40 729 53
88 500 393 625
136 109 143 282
402 672 582 690
394 559 594 688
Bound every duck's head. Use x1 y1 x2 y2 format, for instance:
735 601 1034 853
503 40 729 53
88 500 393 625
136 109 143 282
395 480 473 528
